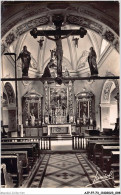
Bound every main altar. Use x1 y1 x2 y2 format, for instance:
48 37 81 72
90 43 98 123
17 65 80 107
42 80 75 135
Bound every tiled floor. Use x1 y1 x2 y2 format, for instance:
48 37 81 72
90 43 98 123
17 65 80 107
30 153 112 188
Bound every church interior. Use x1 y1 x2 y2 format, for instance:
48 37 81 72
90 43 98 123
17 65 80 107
1 1 120 189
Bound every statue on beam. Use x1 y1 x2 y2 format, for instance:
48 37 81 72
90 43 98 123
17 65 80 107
17 45 31 77
88 47 98 76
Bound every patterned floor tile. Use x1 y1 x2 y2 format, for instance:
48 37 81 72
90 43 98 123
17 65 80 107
30 153 112 188
44 165 61 174
44 170 81 183
68 165 85 174
51 155 75 161
41 177 61 188
49 160 78 169
48 158 62 164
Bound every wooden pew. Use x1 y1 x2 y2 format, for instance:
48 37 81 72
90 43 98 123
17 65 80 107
107 151 120 187
1 155 23 187
100 146 120 171
87 140 119 160
2 142 40 158
1 150 29 175
1 144 36 168
1 163 14 188
93 141 119 165
86 136 119 148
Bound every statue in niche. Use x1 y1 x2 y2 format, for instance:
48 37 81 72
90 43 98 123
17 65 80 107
30 113 35 126
88 47 98 76
17 46 31 77
83 113 87 125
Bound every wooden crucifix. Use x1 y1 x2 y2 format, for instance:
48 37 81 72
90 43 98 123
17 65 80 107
30 14 87 77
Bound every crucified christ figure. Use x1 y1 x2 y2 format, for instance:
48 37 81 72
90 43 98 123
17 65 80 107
45 33 70 77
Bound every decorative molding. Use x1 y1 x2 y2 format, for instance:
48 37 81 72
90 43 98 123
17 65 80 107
67 15 119 52
5 33 15 45
68 81 74 115
1 43 6 54
16 16 49 36
67 15 104 35
103 81 113 101
67 4 119 35
103 30 115 42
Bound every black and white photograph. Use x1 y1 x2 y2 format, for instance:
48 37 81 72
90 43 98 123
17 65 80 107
1 1 120 194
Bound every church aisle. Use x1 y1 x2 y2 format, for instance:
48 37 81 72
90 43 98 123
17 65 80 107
29 153 112 188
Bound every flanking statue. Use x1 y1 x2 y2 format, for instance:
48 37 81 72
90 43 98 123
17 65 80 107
17 46 31 77
88 47 98 76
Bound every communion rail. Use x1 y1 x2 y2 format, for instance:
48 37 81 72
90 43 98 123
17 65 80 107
72 136 86 149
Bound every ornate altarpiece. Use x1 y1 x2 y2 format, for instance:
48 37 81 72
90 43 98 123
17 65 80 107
22 89 42 127
43 81 75 125
76 91 95 128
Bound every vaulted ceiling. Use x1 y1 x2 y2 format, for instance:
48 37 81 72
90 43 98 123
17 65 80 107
1 1 119 76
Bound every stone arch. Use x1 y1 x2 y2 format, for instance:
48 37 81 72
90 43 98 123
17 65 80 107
4 82 16 105
1 82 17 135
100 74 119 131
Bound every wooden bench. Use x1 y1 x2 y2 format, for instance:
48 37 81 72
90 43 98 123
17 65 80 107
1 155 23 187
2 142 40 158
107 151 120 187
100 146 120 171
1 144 36 167
87 140 119 160
85 135 119 149
1 150 29 175
93 141 119 165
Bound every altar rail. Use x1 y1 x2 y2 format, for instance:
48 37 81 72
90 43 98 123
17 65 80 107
72 136 85 149
1 137 51 150
40 137 51 150
72 135 119 150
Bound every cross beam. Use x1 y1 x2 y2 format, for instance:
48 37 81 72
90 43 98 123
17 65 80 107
30 27 87 39
1 76 120 82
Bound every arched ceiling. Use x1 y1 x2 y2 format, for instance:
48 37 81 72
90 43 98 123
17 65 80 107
1 1 119 52
1 1 119 77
